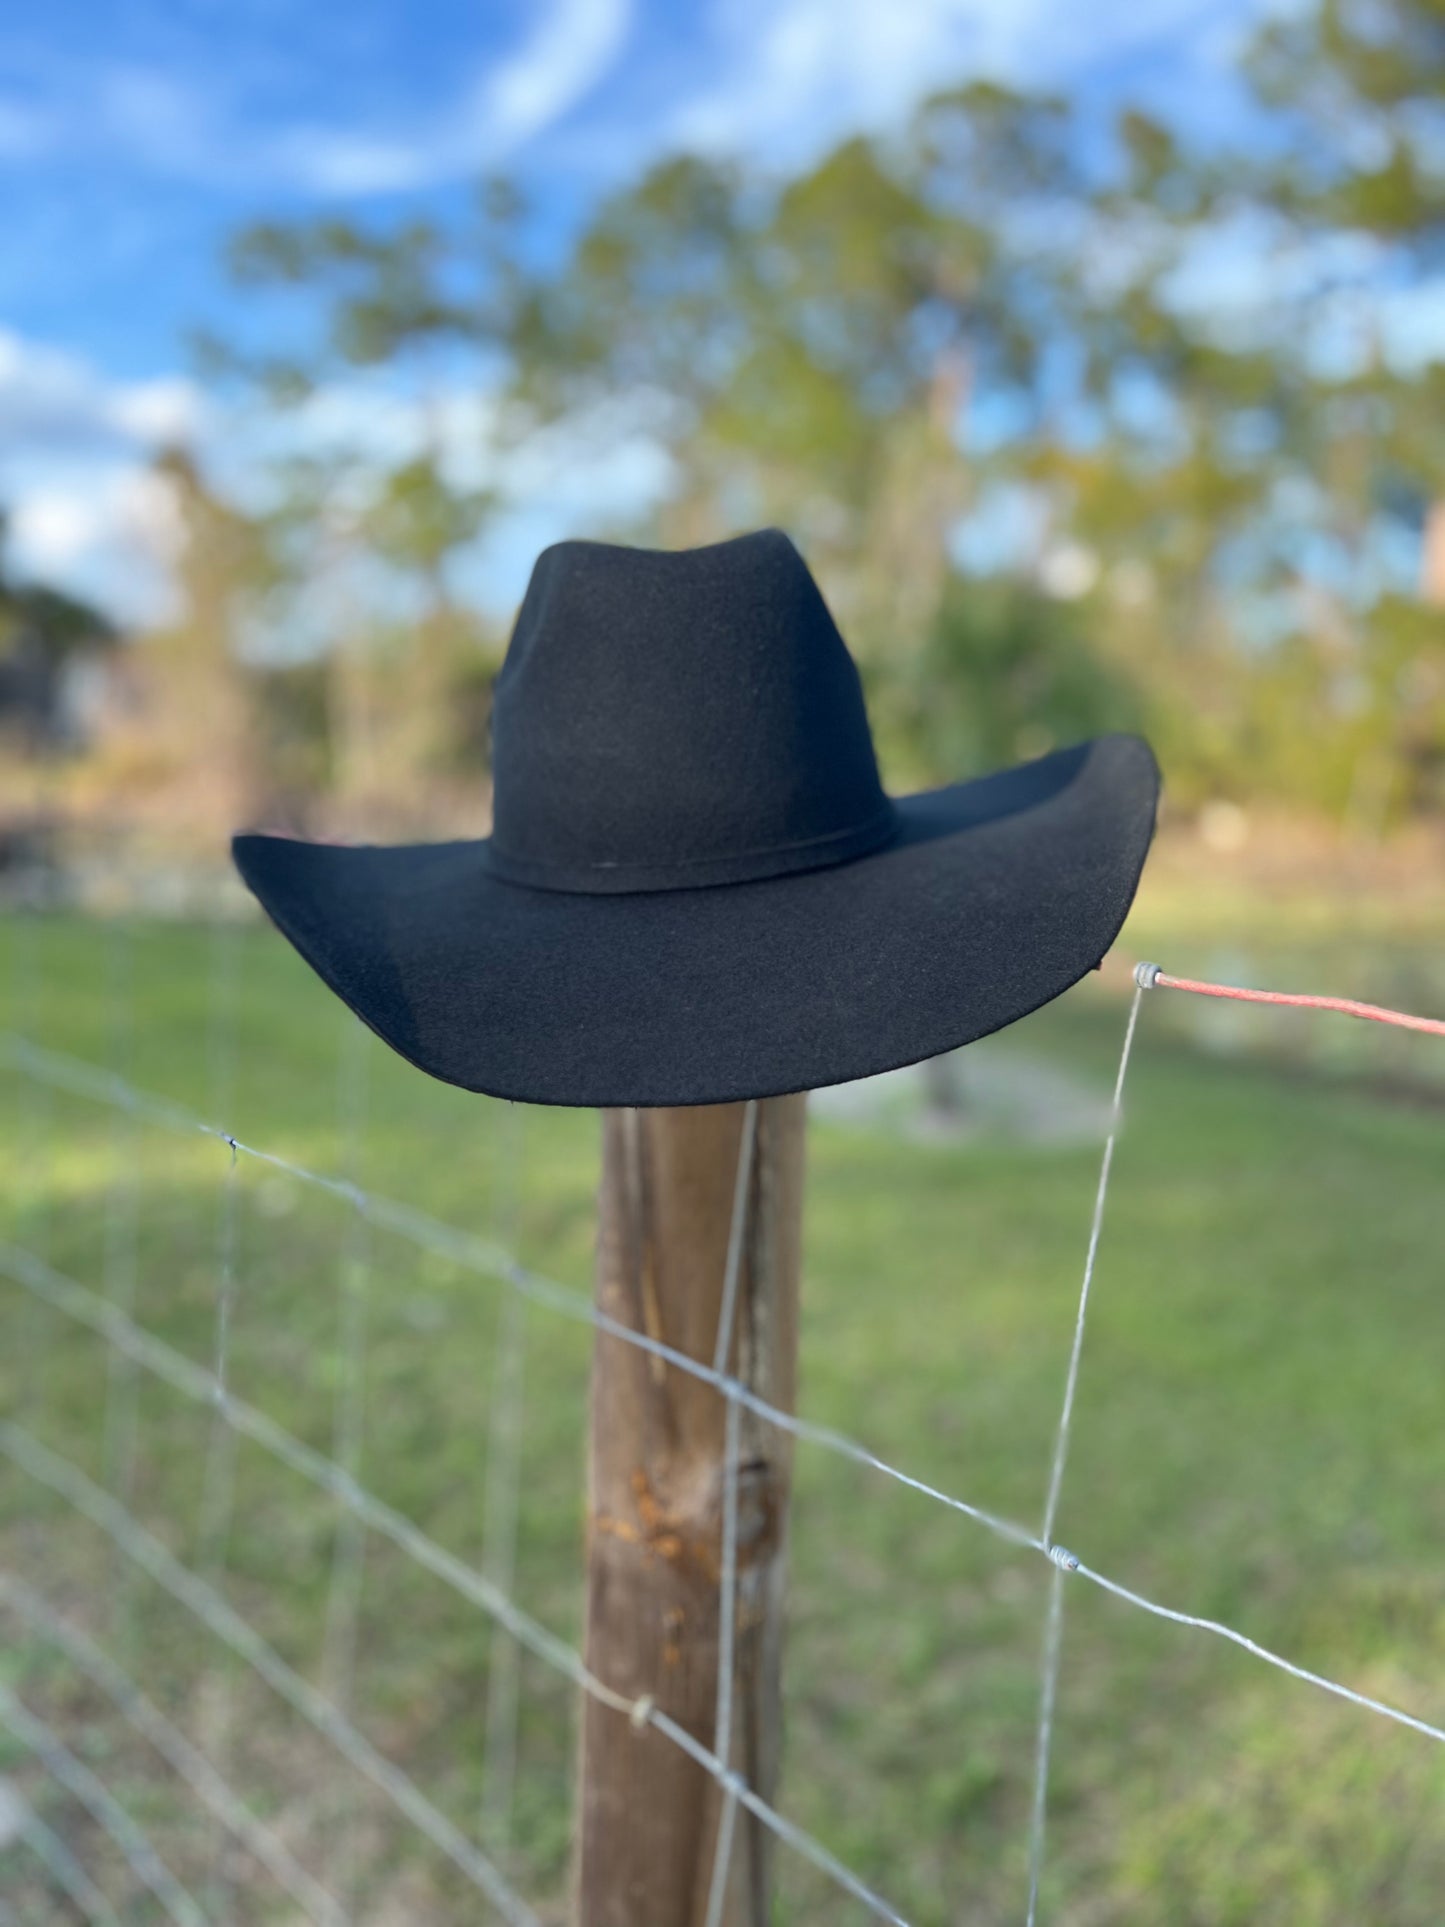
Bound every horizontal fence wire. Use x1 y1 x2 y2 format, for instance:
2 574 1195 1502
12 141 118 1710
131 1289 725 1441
7 1790 120 1926
0 1682 204 1926
4 956 1445 1926
0 1233 909 1925
0 1031 1040 1553
0 1572 343 1926
1025 965 1445 1916
0 1420 540 1927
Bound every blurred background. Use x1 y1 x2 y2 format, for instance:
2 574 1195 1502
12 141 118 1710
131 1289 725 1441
1 0 1441 881
2 1 1444 1923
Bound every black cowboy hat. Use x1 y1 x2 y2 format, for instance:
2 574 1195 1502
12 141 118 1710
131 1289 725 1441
233 529 1158 1107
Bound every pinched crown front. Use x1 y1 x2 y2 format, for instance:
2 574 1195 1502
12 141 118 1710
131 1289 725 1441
487 529 896 894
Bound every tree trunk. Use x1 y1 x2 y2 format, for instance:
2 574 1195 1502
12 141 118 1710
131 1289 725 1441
1422 500 1445 608
576 1097 808 1927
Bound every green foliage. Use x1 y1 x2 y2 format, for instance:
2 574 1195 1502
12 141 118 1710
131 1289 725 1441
359 454 495 585
175 0 1444 833
1247 0 1445 236
6 912 1445 1920
904 575 1144 781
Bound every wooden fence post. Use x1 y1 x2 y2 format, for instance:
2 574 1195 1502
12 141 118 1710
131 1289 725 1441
576 1095 808 1927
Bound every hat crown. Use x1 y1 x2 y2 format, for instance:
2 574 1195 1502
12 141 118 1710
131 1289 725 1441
488 529 895 894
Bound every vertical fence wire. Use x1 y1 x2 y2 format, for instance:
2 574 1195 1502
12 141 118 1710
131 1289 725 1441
1025 984 1144 1925
98 915 144 1653
0 1685 204 1926
195 907 248 1923
198 928 243 1580
2 1420 540 1927
702 1098 759 1927
205 912 241 1144
197 1136 242 1921
0 1571 343 1926
478 1101 528 1865
8 945 1445 1926
320 1010 374 1905
10 902 56 1435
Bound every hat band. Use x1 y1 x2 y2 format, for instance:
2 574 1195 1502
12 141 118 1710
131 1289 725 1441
484 800 899 896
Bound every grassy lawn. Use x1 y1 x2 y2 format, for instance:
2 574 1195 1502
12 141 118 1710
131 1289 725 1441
2 904 1443 1924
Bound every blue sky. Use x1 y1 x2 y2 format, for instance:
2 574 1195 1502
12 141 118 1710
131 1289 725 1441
0 0 1280 620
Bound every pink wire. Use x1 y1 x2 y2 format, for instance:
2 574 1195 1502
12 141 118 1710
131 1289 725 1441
1152 971 1445 1039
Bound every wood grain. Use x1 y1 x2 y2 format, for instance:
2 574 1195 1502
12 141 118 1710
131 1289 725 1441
575 1096 807 1927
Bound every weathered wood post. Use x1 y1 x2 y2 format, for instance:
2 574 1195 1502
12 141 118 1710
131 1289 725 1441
576 1094 808 1926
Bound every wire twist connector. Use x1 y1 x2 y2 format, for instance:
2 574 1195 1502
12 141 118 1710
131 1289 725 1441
1046 1544 1079 1573
1133 961 1162 990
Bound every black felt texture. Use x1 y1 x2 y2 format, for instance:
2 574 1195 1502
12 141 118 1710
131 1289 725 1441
233 529 1160 1108
487 528 894 891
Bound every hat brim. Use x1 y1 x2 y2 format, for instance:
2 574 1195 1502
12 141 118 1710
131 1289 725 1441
233 734 1159 1109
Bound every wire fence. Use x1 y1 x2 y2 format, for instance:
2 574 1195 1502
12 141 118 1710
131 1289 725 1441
2 905 1443 1925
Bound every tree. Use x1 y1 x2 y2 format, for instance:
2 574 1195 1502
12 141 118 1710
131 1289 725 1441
1056 0 1444 822
511 89 1118 779
81 448 276 847
200 188 520 830
1246 0 1445 824
203 4 1440 827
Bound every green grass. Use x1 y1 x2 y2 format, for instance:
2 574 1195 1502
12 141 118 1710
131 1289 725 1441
2 909 1444 1924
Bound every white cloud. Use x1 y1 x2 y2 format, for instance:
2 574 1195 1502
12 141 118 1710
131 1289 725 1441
0 326 675 631
0 330 203 623
0 328 206 454
7 466 185 626
481 0 633 150
222 371 676 612
107 377 205 444
11 467 181 573
283 0 633 192
19 0 636 197
667 0 1243 167
0 0 1267 205
11 492 98 570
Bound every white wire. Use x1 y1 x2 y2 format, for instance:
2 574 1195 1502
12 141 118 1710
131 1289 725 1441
0 1572 344 1926
195 917 245 1925
0 1685 204 1927
96 922 143 1646
9 912 57 1424
1023 1561 1067 1927
0 1422 539 1927
713 1099 759 1381
197 1136 241 1578
1074 1559 1445 1746
13 1799 119 1925
703 1098 757 1927
703 1394 745 1927
11 1009 1445 1927
1040 985 1144 1552
478 1098 528 1861
0 1030 1041 1555
11 1035 1445 1749
478 1287 527 1859
0 1274 916 1927
1027 986 1144 1923
320 1013 374 1905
